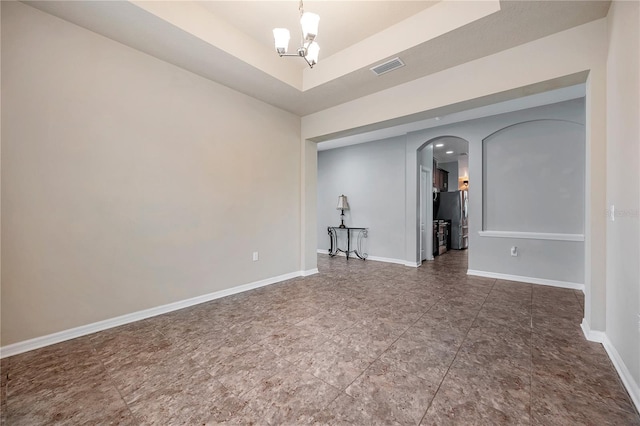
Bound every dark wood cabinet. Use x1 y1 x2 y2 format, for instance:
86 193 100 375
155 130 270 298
434 168 448 192
441 168 449 191
432 159 449 192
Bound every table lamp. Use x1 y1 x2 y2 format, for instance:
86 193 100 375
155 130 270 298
336 195 349 228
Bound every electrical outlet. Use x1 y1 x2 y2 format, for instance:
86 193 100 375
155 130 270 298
510 246 518 257
252 251 259 261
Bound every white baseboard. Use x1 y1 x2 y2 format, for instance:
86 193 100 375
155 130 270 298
369 255 410 266
302 268 319 276
467 269 584 291
580 318 606 343
0 270 307 359
581 319 640 412
602 336 640 412
317 249 414 267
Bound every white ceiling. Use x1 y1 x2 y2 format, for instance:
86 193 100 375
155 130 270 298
432 137 469 163
25 0 610 118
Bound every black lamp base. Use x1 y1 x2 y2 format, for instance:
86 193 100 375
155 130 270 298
339 210 346 228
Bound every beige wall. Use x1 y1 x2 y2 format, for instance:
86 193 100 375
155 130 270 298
301 139 318 274
1 2 301 346
605 0 640 395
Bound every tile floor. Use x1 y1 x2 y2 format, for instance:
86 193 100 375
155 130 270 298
1 251 639 425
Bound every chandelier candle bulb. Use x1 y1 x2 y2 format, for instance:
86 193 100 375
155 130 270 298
300 12 319 41
305 42 320 66
273 28 290 54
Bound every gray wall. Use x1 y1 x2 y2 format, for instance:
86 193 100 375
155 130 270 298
483 120 585 234
318 98 586 284
412 99 586 284
317 136 406 261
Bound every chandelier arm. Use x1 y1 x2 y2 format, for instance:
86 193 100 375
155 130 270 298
303 55 314 69
277 52 313 68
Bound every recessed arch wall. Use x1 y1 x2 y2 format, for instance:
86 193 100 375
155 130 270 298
404 98 586 282
481 119 585 235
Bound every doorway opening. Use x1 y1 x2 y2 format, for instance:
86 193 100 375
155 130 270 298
417 136 469 263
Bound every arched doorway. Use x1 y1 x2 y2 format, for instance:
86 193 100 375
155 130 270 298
417 136 469 263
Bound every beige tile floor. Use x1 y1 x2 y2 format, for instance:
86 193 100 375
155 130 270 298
2 251 639 425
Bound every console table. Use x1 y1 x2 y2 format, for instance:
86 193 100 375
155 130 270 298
327 227 368 260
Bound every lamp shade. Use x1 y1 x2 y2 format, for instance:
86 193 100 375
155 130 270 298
273 28 290 52
300 12 319 41
336 195 349 210
305 42 320 66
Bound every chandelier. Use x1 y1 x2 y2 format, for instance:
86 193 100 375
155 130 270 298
272 1 320 68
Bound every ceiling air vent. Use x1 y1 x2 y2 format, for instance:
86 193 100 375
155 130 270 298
370 57 405 76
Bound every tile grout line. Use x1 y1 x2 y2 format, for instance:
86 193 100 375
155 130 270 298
338 293 448 394
87 339 139 425
529 283 534 424
215 281 363 420
310 282 450 419
1 357 10 422
301 266 392 416
418 278 497 426
319 257 475 418
303 268 365 414
309 302 440 411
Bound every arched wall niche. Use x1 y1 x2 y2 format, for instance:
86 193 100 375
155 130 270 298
481 119 585 235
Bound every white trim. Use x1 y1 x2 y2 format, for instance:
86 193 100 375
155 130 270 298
369 255 408 266
580 318 606 343
467 269 585 291
0 270 305 359
478 230 585 242
302 268 319 276
317 249 415 267
581 319 640 412
602 336 640 412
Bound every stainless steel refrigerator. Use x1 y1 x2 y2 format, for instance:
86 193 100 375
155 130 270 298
435 190 468 249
